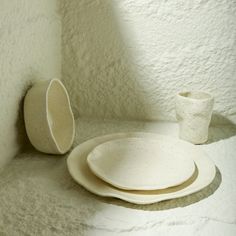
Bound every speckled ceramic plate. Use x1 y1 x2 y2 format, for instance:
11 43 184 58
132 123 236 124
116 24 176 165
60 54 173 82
67 132 216 205
87 137 195 190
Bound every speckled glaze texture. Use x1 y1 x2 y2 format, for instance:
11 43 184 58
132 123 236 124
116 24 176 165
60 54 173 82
61 0 236 124
0 0 61 170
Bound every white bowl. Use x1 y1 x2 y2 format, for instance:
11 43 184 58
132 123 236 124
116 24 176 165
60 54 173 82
87 137 195 190
24 79 75 154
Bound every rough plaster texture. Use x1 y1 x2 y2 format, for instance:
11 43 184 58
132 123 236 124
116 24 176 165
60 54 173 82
0 119 235 235
0 0 61 170
61 0 236 124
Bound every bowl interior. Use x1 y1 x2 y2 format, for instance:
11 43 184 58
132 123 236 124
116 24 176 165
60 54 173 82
179 91 212 100
47 80 74 153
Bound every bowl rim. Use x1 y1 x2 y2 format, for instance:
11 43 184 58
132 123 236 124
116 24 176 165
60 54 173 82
45 78 75 154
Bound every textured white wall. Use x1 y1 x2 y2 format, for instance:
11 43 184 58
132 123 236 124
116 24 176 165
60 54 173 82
0 0 61 170
62 0 236 124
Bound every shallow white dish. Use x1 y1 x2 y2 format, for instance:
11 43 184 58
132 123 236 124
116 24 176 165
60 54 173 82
87 137 195 190
67 132 216 205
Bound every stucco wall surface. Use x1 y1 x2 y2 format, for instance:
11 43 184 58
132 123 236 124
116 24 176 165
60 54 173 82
0 0 61 170
62 0 236 124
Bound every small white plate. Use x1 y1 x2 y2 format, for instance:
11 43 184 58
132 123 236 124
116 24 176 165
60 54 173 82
87 137 195 190
67 132 216 205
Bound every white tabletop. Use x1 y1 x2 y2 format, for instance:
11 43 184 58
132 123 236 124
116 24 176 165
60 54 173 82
0 118 235 236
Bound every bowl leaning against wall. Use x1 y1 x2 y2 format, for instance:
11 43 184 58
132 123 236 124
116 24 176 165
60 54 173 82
24 78 75 154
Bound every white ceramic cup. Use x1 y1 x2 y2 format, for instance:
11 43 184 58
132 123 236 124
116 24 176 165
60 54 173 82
176 91 214 144
24 79 75 154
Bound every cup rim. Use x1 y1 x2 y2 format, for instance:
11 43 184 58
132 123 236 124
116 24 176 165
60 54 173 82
177 91 213 102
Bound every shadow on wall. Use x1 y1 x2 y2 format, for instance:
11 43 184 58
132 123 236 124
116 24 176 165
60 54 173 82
60 0 155 121
59 0 224 213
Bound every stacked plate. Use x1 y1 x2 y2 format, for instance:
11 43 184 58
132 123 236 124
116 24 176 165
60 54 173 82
67 132 216 204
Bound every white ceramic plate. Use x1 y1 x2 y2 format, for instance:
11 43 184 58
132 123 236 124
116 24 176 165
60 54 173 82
67 132 216 205
87 137 195 190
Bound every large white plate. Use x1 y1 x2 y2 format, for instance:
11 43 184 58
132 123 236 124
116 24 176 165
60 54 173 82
67 132 216 205
87 137 195 190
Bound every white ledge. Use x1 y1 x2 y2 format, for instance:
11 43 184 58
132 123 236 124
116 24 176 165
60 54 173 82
0 118 235 235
